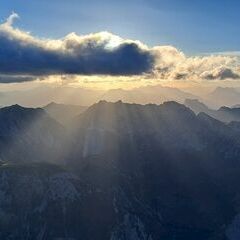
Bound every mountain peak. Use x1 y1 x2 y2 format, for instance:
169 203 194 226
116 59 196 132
90 100 192 112
5 104 25 110
0 105 47 124
161 101 194 113
213 86 238 94
184 98 210 114
218 106 231 111
45 101 58 107
75 100 196 133
197 111 223 126
1 104 44 114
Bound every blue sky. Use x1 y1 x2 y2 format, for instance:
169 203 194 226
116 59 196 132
0 0 239 55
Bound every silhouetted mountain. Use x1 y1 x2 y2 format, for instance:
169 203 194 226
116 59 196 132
2 85 240 110
101 84 198 104
64 101 240 239
43 102 87 125
232 104 240 108
206 87 240 108
0 86 104 107
2 101 240 239
185 98 240 123
185 98 210 114
0 105 68 163
0 84 197 107
71 100 240 161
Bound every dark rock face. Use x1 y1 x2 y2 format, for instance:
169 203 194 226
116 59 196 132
1 101 240 239
0 163 83 240
0 162 160 240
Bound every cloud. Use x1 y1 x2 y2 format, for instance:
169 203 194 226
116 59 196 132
6 12 19 26
200 67 240 80
0 13 239 83
0 13 154 78
164 55 240 80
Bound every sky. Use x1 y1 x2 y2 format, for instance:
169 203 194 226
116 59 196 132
0 0 239 53
0 0 239 90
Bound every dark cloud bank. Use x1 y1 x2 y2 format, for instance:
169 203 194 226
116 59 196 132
0 33 154 76
0 13 239 83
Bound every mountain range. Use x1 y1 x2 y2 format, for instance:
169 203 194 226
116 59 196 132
185 98 240 123
205 87 240 108
101 85 198 105
0 101 240 239
0 84 199 107
1 85 240 110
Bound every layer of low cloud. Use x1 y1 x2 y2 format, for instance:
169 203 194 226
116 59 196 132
0 13 239 83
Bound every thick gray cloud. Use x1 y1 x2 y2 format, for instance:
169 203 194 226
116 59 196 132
0 14 154 77
0 75 36 83
0 13 239 83
0 35 154 76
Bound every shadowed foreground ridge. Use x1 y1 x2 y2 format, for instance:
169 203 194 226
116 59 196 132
1 101 240 239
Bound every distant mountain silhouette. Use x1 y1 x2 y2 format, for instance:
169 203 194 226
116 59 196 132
185 98 240 122
0 86 104 107
1 101 240 239
184 99 210 114
206 87 240 108
232 104 240 108
101 84 198 104
2 85 240 109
